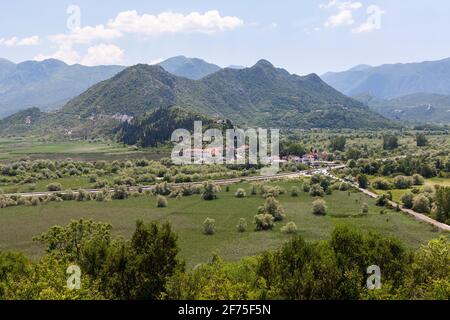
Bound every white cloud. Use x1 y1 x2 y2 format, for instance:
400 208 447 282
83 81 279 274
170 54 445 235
34 43 81 65
352 6 386 33
107 10 243 36
149 58 164 65
325 10 354 27
80 44 124 66
49 25 122 46
0 35 40 47
320 0 362 10
352 22 376 33
321 1 362 28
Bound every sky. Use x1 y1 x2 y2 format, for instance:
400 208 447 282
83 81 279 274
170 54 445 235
0 0 449 75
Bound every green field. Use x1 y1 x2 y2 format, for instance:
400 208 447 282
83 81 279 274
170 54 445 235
369 176 450 202
0 138 170 161
0 181 445 267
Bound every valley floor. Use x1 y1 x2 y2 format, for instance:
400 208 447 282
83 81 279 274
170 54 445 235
0 181 446 267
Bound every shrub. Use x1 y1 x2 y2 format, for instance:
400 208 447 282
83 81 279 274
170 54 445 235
237 218 247 233
61 189 75 201
309 184 325 197
259 196 285 221
401 192 415 209
372 178 391 190
291 186 300 197
412 194 431 213
93 179 108 189
303 182 311 193
376 194 389 207
394 176 413 189
153 182 172 196
338 182 351 191
312 199 327 216
361 203 369 214
156 195 168 208
235 188 247 198
95 189 111 202
76 189 90 201
46 183 62 192
30 196 40 206
260 185 281 198
112 185 129 200
254 214 275 231
357 174 369 189
203 218 216 235
281 222 298 234
202 181 220 201
412 174 425 186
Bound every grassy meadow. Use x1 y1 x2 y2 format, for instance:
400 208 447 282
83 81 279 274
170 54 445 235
0 137 170 161
0 180 446 267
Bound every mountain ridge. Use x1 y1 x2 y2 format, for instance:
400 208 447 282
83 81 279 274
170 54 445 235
321 57 450 99
0 59 126 118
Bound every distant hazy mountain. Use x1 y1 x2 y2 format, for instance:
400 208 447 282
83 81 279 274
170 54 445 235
356 92 450 124
158 56 221 80
226 65 247 70
0 58 125 118
321 57 450 99
5 59 394 138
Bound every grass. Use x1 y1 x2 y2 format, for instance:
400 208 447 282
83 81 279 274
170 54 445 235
369 176 450 202
0 137 170 161
0 181 446 268
0 176 117 193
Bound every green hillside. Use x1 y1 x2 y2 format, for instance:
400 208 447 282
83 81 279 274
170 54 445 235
0 59 395 138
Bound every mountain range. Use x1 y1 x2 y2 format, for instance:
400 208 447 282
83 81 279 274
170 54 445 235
0 58 125 118
321 57 450 99
356 92 450 124
0 59 393 138
158 56 221 80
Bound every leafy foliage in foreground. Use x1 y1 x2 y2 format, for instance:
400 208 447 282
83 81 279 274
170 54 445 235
0 221 448 300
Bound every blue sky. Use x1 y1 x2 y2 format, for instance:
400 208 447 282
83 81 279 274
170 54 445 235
0 0 449 75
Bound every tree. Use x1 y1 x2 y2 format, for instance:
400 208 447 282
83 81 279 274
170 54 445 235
284 142 306 157
202 181 220 201
412 194 431 213
254 214 275 231
434 186 450 224
401 192 414 209
383 135 399 150
33 219 112 266
47 183 62 192
416 133 428 147
259 196 285 221
412 174 425 185
101 221 182 300
357 174 368 189
309 184 325 197
394 176 413 189
329 136 347 152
